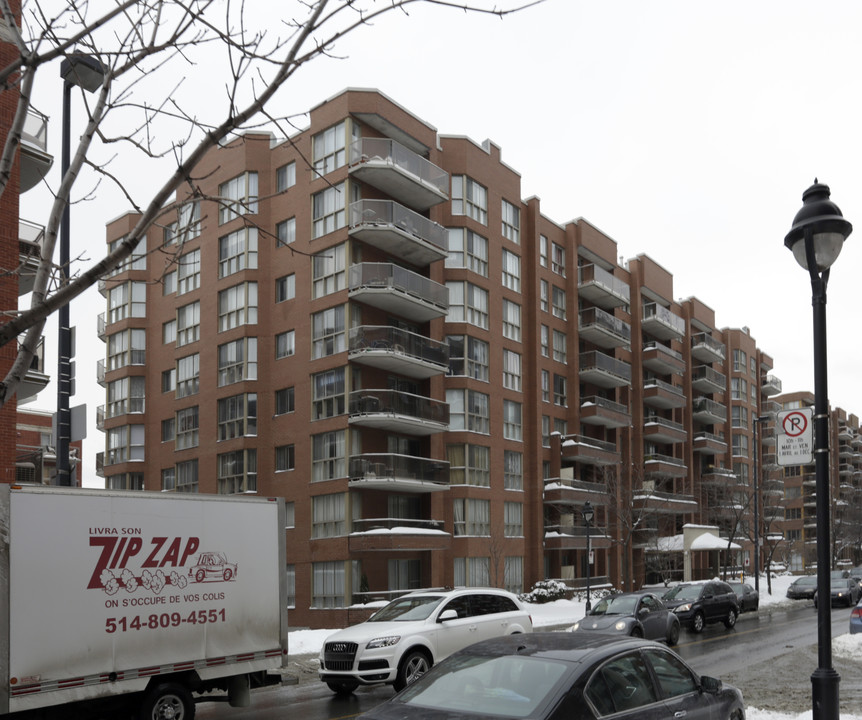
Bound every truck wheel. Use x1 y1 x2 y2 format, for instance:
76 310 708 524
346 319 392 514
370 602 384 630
394 650 431 691
138 682 195 720
195 569 205 583
326 681 358 695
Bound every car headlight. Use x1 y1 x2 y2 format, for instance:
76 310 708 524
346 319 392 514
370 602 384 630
674 603 693 613
570 622 581 631
614 621 627 631
366 635 401 649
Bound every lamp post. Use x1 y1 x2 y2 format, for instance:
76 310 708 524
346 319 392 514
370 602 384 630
56 54 105 486
752 414 770 593
784 179 852 720
583 501 594 612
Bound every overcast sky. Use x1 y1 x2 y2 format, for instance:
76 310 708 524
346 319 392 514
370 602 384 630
20 0 862 486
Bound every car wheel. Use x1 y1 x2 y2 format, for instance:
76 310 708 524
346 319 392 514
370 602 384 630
394 649 431 691
630 627 643 638
724 608 738 629
667 622 680 645
326 681 358 695
195 569 205 583
690 611 705 633
223 568 233 581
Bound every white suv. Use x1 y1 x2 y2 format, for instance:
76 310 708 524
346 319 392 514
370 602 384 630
319 587 532 694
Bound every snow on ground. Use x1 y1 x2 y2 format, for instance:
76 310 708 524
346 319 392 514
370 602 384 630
288 573 862 720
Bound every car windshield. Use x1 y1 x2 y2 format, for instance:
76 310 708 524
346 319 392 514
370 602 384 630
397 654 569 718
590 595 639 616
663 584 703 601
794 577 817 586
830 579 850 589
368 595 445 622
729 583 744 593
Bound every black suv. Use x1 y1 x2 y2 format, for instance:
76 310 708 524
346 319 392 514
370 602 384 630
661 581 739 633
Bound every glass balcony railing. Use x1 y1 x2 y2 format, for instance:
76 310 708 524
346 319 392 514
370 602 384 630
348 325 449 368
349 262 448 316
579 350 632 385
642 302 685 338
578 307 631 344
22 108 49 152
577 264 630 305
349 389 449 425
349 199 447 253
349 453 450 487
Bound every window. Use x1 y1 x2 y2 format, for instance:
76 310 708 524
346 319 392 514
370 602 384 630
276 161 296 192
541 325 549 357
501 249 521 292
541 370 550 402
163 201 201 246
217 337 257 386
107 376 145 418
175 459 199 493
312 493 346 538
539 234 549 267
447 335 489 381
446 228 488 276
176 354 200 398
312 243 346 298
276 274 295 302
312 368 346 419
502 349 521 391
312 120 352 176
389 559 421 592
177 248 201 294
276 330 295 359
553 330 567 364
106 473 144 491
163 270 176 295
312 306 346 359
502 299 521 341
453 498 490 536
553 374 567 407
504 502 523 537
106 425 145 464
219 228 257 278
312 430 345 482
454 557 490 587
163 319 177 345
276 444 295 472
161 467 176 491
504 450 523 490
107 281 146 323
505 557 523 594
552 285 566 319
447 389 490 434
161 368 176 393
750 356 757 378
286 565 296 608
285 503 295 528
451 175 487 224
542 415 550 447
501 199 520 243
446 281 489 329
275 387 295 415
161 418 175 442
176 406 199 450
586 653 658 715
554 417 567 436
107 235 146 275
217 449 257 494
276 217 296 246
217 393 257 440
551 242 565 276
731 377 748 401
643 649 698 701
176 302 200 347
218 282 258 331
312 561 345 608
540 279 548 312
732 433 749 458
733 349 747 373
731 405 749 429
313 182 356 238
447 444 490 487
107 328 145 370
219 172 258 224
503 400 522 441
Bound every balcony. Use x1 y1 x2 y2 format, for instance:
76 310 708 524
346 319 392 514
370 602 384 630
839 443 854 459
691 332 726 363
634 486 698 515
762 374 782 396
691 365 726 394
692 397 727 424
577 264 630 309
543 477 611 507
96 405 105 432
762 400 781 417
579 350 632 389
18 219 45 296
97 312 106 342
642 303 685 341
349 263 448 322
348 325 449 379
96 451 104 478
17 336 49 401
348 199 447 266
20 108 53 192
578 307 631 349
642 341 685 376
693 432 727 455
700 466 737 487
839 463 854 477
348 137 448 211
544 525 613 551
348 518 450 553
644 453 687 478
643 378 686 410
349 454 450 493
643 415 687 445
97 359 106 388
348 389 448 436
579 395 631 429
561 434 621 466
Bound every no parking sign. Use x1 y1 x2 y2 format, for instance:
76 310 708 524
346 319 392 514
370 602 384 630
777 408 814 466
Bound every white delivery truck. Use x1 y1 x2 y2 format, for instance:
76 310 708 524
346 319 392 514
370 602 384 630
0 484 288 720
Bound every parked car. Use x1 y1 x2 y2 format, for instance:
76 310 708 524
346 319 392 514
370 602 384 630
661 581 739 633
356 633 745 720
850 597 862 634
570 591 680 645
814 577 862 608
728 582 759 613
319 587 532 694
786 575 818 600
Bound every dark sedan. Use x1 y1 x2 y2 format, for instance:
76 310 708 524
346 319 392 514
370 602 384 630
357 634 745 720
728 582 759 613
786 575 817 600
570 591 680 645
814 577 862 608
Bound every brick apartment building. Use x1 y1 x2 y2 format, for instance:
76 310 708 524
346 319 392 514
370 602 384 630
95 88 862 628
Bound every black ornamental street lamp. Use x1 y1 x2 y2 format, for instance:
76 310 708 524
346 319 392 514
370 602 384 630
784 179 852 720
583 501 594 612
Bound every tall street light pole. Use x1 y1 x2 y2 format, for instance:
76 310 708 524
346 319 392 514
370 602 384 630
583 501 594 612
56 54 104 486
784 180 852 720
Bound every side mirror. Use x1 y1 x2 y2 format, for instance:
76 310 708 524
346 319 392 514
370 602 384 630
438 609 459 623
700 676 722 694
